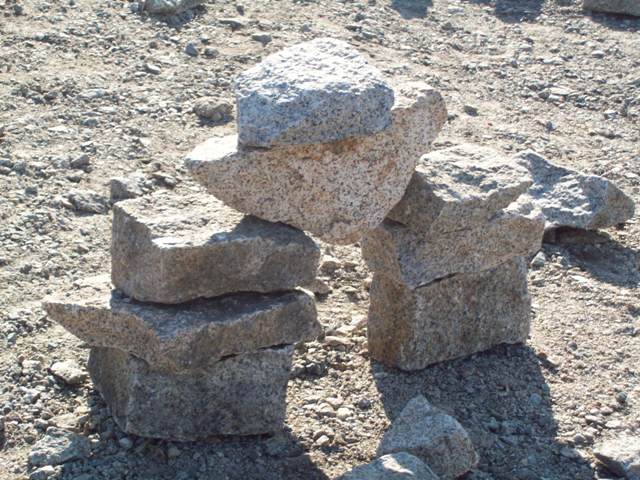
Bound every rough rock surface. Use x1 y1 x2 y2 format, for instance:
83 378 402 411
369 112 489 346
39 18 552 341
514 150 635 230
593 436 640 479
186 82 447 244
89 346 294 440
49 360 87 386
337 453 440 480
111 190 320 303
367 257 531 370
43 275 319 373
362 202 544 288
583 0 640 16
378 396 478 480
235 37 394 147
143 0 205 14
28 428 91 467
388 144 532 234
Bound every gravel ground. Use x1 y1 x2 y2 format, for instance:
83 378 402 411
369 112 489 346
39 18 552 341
1 0 639 479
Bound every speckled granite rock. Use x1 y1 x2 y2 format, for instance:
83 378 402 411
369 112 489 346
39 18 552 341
389 144 532 234
362 202 544 288
144 0 204 14
514 150 635 231
186 82 447 244
593 436 640 479
111 190 320 304
43 275 319 373
583 0 640 16
235 37 394 147
367 257 531 370
337 453 440 480
28 428 90 467
89 346 293 440
378 396 478 480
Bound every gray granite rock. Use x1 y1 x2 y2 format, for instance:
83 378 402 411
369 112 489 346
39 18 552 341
389 144 532 234
235 38 394 147
49 360 87 386
514 150 634 231
594 436 640 479
378 396 478 480
583 0 640 16
111 190 320 303
367 257 531 370
28 428 90 467
186 82 447 245
43 275 319 373
109 172 149 203
144 0 204 14
362 202 544 288
338 453 440 480
89 346 294 440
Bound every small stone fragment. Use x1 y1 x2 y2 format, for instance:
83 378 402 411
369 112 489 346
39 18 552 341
337 453 439 480
514 150 635 231
49 360 87 386
109 172 149 203
28 428 91 467
111 190 320 303
67 190 110 214
193 98 233 122
378 396 478 480
235 37 394 147
583 0 640 16
43 275 319 373
593 436 640 479
89 346 294 440
367 258 531 370
144 0 204 14
186 82 447 244
388 144 532 234
363 202 544 288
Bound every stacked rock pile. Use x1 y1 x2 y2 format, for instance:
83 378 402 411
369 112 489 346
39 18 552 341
44 190 322 441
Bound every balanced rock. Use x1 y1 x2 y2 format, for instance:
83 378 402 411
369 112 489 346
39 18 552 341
186 82 447 244
367 257 531 370
583 0 640 16
593 436 640 479
389 144 532 234
514 150 634 231
362 202 544 288
378 396 478 480
43 275 319 373
235 37 394 147
89 346 293 440
111 190 320 303
144 0 204 14
338 453 440 480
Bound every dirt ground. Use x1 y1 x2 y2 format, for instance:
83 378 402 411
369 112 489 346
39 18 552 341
1 0 639 479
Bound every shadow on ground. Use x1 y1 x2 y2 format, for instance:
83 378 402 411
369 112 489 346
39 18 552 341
465 0 545 22
585 10 640 32
372 344 596 480
391 0 433 19
544 227 640 287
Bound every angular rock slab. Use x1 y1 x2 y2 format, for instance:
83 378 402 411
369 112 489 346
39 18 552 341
186 82 447 245
89 346 293 440
338 453 440 480
111 190 320 303
43 275 319 374
514 150 634 231
368 257 531 371
583 0 640 16
389 144 532 234
378 396 478 480
235 37 394 147
593 436 640 479
363 202 544 288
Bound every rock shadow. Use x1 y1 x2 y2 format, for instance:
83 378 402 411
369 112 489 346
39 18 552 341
584 10 640 33
391 0 433 19
142 5 208 29
372 344 596 479
544 227 640 287
465 0 544 23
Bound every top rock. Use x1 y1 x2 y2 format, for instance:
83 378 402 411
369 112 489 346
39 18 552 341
235 38 394 148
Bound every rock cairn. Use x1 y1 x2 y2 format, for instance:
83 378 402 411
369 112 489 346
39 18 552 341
362 144 546 371
44 189 322 441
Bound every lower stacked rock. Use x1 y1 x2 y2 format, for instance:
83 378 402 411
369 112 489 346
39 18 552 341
362 144 546 371
44 189 321 441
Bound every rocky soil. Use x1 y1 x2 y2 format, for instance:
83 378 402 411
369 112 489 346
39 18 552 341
1 0 639 479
